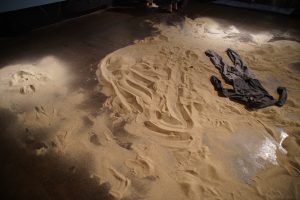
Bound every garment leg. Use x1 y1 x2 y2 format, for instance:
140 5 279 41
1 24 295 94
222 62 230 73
226 48 256 79
205 50 238 83
226 48 243 69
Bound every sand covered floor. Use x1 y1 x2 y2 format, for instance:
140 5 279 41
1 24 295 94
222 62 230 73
1 14 300 200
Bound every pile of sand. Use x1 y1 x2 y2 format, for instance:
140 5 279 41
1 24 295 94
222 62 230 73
0 56 70 109
96 17 300 199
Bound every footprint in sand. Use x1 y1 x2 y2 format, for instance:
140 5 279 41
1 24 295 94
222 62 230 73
177 168 220 199
35 106 47 116
20 84 36 94
125 156 155 179
89 132 101 145
185 50 199 62
288 62 300 73
158 35 169 42
205 118 233 133
108 167 131 199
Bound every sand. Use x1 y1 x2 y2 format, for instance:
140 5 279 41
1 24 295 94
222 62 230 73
1 17 299 200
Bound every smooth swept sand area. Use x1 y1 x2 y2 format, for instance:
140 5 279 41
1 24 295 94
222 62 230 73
0 1 299 200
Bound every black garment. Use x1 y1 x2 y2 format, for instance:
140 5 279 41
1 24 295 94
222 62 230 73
205 49 287 109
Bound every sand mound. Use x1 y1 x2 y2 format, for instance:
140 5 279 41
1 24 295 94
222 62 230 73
96 17 300 199
0 56 70 110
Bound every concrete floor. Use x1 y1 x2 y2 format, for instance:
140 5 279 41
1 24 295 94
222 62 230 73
0 1 299 199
